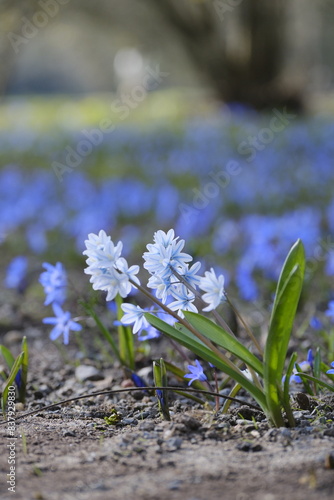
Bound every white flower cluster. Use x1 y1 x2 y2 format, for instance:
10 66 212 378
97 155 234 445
143 229 201 317
83 228 226 317
83 230 140 301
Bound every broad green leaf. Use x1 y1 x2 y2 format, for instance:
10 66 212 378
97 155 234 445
1 352 24 417
264 239 305 426
145 313 267 410
183 311 264 376
0 345 15 370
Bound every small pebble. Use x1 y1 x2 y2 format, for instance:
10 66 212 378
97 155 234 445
324 452 334 469
167 480 183 490
62 430 76 437
236 442 262 452
75 365 104 382
165 437 182 451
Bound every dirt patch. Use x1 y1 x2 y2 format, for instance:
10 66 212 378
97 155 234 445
1 409 334 500
1 326 334 500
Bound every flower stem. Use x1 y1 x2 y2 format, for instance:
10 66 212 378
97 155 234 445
225 295 263 356
170 266 236 337
129 278 244 377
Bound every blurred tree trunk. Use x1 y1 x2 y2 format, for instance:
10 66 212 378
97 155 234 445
0 0 38 97
149 0 303 110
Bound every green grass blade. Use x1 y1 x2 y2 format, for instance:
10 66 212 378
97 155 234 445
18 336 28 404
264 239 305 426
115 295 135 370
153 359 170 420
1 352 24 417
183 311 264 376
295 373 334 392
282 352 297 427
81 301 122 364
0 345 15 369
145 313 267 410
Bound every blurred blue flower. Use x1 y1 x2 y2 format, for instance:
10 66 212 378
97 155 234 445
130 372 148 390
184 360 207 386
137 326 160 341
325 301 334 321
39 262 67 306
43 303 82 345
326 362 334 375
309 317 323 330
5 256 28 291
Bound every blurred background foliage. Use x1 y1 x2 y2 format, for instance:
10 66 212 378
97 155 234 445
0 0 334 307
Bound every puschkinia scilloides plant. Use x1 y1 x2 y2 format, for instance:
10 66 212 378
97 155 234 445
81 227 325 428
0 337 28 416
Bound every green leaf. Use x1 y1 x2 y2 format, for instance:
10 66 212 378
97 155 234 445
1 352 24 417
115 295 135 370
183 311 264 376
282 352 297 427
295 373 334 392
81 300 121 364
0 345 15 370
18 337 29 404
153 358 170 420
313 348 321 393
145 313 267 410
264 239 305 426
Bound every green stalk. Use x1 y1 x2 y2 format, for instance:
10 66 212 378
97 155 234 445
115 295 135 369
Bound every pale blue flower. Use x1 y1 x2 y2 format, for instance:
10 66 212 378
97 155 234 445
90 267 133 301
5 256 28 291
153 229 176 248
177 261 202 289
83 231 140 301
116 257 140 286
83 229 112 257
39 262 67 306
143 229 192 277
199 268 225 312
184 360 207 386
168 286 197 318
137 326 160 341
147 273 176 303
43 303 82 345
310 317 323 330
326 362 334 375
283 350 314 384
84 233 123 273
325 301 334 322
121 303 150 333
